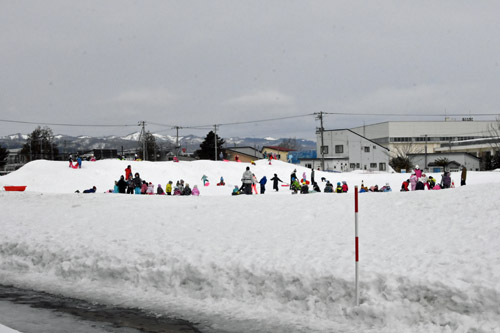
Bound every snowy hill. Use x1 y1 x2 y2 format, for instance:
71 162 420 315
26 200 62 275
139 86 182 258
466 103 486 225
1 160 500 332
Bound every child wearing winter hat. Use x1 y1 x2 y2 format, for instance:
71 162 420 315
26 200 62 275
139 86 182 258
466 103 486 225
157 184 165 195
192 185 200 196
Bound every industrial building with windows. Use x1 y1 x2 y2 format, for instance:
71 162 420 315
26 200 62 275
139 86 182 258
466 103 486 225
306 119 499 172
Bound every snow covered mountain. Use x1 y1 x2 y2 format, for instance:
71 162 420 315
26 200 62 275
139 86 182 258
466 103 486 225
0 132 316 153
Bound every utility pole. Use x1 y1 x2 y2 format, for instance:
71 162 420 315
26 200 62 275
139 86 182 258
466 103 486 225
173 126 182 158
315 112 325 170
138 121 147 161
214 124 218 161
424 134 428 171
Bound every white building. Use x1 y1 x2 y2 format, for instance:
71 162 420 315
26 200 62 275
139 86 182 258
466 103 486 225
350 120 497 156
407 152 480 172
309 129 390 172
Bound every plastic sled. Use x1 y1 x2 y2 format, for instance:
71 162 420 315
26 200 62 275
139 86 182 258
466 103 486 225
204 182 210 187
4 186 27 192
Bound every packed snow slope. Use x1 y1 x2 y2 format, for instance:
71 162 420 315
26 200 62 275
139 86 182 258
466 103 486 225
1 160 500 333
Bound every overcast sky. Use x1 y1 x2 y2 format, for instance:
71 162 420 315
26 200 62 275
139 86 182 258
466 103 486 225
1 1 500 140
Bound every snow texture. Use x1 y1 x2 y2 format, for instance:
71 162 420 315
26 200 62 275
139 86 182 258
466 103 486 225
1 159 499 332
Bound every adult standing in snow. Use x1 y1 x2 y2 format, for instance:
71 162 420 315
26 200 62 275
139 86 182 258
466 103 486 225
311 168 315 185
461 166 467 186
241 166 253 195
125 165 132 180
270 173 283 191
77 155 82 168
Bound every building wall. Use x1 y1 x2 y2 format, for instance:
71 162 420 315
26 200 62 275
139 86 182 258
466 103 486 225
225 150 262 163
350 120 497 155
261 147 289 161
317 130 390 172
408 153 480 172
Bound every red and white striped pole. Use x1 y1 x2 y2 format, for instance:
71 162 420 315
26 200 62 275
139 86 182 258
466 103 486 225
354 185 360 306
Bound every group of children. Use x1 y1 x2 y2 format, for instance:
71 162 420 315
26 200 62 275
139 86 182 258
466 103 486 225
111 165 201 196
400 165 455 191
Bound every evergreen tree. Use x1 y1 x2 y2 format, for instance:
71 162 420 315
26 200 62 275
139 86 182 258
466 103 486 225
137 131 159 161
492 151 500 170
389 156 412 173
0 145 8 169
195 131 225 160
20 126 59 161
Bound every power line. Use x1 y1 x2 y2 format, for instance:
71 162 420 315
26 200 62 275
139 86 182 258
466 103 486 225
324 112 500 117
0 119 137 127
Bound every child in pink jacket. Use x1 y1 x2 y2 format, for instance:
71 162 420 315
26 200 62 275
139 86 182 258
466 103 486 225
192 185 200 196
409 174 418 191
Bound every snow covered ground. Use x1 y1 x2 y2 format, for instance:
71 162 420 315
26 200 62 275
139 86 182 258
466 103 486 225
1 159 499 332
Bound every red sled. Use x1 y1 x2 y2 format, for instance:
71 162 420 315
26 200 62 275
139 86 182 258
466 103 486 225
281 184 289 187
4 186 27 192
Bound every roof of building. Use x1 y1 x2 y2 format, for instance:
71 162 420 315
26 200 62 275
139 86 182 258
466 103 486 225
408 152 480 160
261 146 296 152
224 146 263 158
319 129 390 151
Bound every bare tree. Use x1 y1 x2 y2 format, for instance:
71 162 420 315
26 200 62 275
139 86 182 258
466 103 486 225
389 142 424 172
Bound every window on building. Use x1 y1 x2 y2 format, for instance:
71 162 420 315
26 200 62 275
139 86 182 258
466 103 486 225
379 163 386 171
356 163 360 168
335 145 343 153
370 163 377 168
321 146 328 154
350 163 355 169
305 163 312 168
364 146 370 153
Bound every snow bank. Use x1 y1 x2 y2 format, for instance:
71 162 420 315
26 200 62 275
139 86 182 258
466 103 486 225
0 324 19 333
1 160 499 332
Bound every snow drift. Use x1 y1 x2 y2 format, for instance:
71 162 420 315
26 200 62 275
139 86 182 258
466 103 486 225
1 160 499 332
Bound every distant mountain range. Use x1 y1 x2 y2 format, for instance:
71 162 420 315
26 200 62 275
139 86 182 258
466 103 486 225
0 132 316 153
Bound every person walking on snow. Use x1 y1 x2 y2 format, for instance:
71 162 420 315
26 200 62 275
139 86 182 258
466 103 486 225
461 166 467 186
251 173 259 194
270 173 283 191
259 175 267 194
